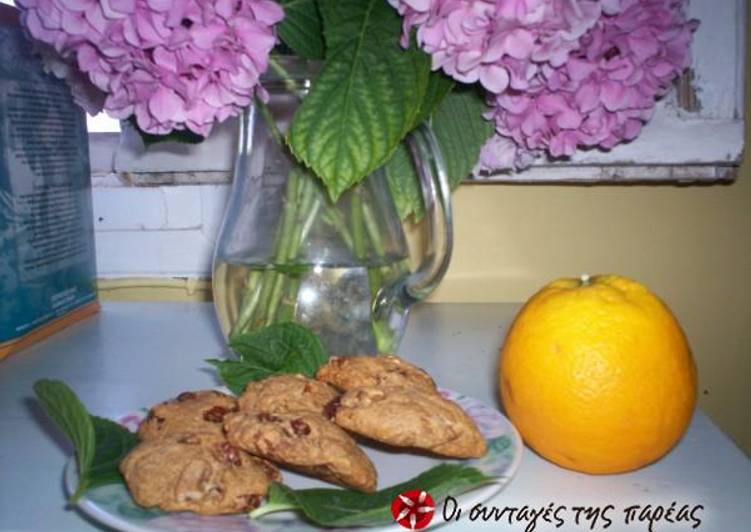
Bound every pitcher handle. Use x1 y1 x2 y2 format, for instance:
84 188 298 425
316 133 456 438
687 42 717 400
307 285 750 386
404 122 454 301
371 123 453 324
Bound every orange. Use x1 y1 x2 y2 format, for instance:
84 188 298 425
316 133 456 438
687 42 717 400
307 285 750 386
499 274 697 474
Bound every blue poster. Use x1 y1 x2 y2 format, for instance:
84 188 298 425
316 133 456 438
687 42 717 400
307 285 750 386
0 6 98 351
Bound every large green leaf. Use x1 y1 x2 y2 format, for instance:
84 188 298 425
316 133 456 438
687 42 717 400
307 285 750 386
431 87 495 189
412 71 454 127
384 86 494 221
278 0 325 59
384 71 453 221
384 142 424 220
287 0 430 200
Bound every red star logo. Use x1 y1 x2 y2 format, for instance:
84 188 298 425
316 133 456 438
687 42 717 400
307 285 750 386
391 489 435 530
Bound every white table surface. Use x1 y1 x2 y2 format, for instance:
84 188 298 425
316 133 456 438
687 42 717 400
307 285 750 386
0 302 749 532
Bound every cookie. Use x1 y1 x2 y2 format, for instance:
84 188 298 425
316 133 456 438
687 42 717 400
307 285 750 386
329 386 487 459
224 411 377 493
120 432 281 515
316 355 436 392
138 390 238 441
239 374 339 416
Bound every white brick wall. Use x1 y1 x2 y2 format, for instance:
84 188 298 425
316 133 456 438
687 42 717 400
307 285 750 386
92 183 230 277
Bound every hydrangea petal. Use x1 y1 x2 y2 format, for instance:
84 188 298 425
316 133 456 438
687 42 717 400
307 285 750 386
59 0 93 13
479 64 509 93
149 86 186 122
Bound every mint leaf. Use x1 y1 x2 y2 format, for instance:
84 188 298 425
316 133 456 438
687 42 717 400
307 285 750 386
88 416 139 490
431 87 495 189
231 323 328 375
208 359 273 396
209 323 329 394
287 0 430 200
34 380 96 501
33 380 138 501
278 0 325 59
251 464 494 527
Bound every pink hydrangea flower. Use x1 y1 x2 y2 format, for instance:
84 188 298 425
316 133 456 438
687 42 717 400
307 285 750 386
389 0 602 93
473 133 538 174
481 0 698 169
17 0 283 136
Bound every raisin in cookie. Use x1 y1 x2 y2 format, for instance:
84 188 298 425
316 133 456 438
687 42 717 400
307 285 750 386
329 386 487 459
120 432 281 515
316 355 436 392
138 390 238 441
224 411 377 493
239 375 339 416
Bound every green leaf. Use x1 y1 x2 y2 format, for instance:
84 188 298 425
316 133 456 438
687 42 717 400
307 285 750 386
384 81 489 221
278 0 325 59
34 380 96 501
33 380 139 501
251 464 494 527
413 72 455 127
209 322 329 394
431 87 495 189
206 359 266 396
88 416 139 490
287 0 430 200
384 142 425 221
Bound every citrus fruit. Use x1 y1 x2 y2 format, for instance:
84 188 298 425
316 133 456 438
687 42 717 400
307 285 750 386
499 274 697 474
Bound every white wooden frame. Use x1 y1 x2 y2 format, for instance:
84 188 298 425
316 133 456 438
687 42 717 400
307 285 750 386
90 0 745 184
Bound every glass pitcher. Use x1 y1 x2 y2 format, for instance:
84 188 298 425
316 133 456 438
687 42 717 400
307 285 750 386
212 58 452 355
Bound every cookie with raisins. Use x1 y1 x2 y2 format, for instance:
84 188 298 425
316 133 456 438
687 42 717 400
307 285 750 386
138 390 238 441
224 411 376 493
120 432 280 515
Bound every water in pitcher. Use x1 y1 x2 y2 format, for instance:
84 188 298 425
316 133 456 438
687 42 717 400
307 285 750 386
213 257 411 355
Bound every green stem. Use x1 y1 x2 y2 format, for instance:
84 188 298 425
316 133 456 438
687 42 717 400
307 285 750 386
362 203 386 258
264 276 285 326
268 56 302 95
69 478 89 504
231 94 288 336
265 173 319 325
351 191 367 260
350 190 384 311
250 169 302 329
249 501 300 520
230 270 263 337
293 192 323 253
254 96 283 145
230 63 307 335
353 188 400 353
276 276 303 323
322 210 354 251
274 179 303 248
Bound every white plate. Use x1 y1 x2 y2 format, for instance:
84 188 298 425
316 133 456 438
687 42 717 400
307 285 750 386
66 389 523 531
